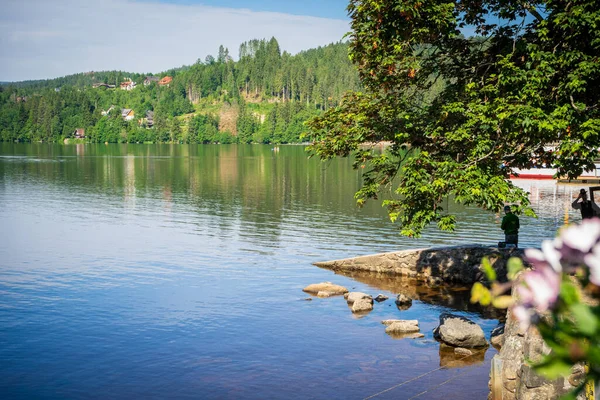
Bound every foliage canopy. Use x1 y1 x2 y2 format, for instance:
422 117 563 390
306 0 600 236
0 39 359 145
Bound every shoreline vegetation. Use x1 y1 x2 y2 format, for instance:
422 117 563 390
0 38 361 146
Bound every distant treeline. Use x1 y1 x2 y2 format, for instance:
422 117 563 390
0 38 360 144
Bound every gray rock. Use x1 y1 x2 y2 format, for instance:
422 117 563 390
428 276 443 285
395 294 413 310
433 312 488 348
313 245 523 285
568 364 586 387
521 365 550 389
352 298 374 313
395 294 412 306
491 323 505 348
385 320 420 334
344 292 372 304
374 294 389 302
303 282 348 295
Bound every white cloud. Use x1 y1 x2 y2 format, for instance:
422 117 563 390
0 0 350 81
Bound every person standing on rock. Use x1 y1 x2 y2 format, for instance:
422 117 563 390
572 187 600 220
501 205 519 247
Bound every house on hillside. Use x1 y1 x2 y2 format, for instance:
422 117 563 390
158 76 173 86
73 128 85 139
101 105 115 116
144 76 159 86
122 109 135 121
120 79 136 91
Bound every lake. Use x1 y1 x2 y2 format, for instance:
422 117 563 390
0 143 584 399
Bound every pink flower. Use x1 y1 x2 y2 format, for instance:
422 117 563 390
584 243 600 286
561 218 600 253
525 240 562 273
512 305 534 331
541 240 563 273
521 264 560 312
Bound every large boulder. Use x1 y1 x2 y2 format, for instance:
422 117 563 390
433 313 488 348
344 292 372 304
303 282 348 296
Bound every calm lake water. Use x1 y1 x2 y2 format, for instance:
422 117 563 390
0 143 584 399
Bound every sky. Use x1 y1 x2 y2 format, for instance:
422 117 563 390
0 0 351 82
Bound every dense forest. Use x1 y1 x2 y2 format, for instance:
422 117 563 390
0 38 360 144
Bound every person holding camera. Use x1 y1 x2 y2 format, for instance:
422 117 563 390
572 187 600 219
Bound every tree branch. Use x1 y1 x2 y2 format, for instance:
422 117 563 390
523 2 544 22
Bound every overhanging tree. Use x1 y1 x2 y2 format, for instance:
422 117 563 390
306 0 600 237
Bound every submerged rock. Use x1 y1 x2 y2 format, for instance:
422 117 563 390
433 312 488 348
352 298 374 313
454 347 473 356
303 282 348 296
344 292 372 304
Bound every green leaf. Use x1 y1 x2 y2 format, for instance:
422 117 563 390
481 257 497 281
507 257 524 280
560 281 580 306
471 282 492 306
534 359 572 380
569 303 598 335
492 295 513 309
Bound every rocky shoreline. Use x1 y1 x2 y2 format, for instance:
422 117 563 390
309 245 587 400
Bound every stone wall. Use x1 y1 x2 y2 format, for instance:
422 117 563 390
490 306 588 400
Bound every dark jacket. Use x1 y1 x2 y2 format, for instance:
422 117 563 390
501 213 520 235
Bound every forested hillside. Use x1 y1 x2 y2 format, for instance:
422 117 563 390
0 38 360 144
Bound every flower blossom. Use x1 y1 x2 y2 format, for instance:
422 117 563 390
561 219 600 254
584 243 600 286
558 219 600 271
512 241 563 329
518 263 561 312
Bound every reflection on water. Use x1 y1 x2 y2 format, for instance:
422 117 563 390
0 144 580 399
439 344 487 368
329 270 505 320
